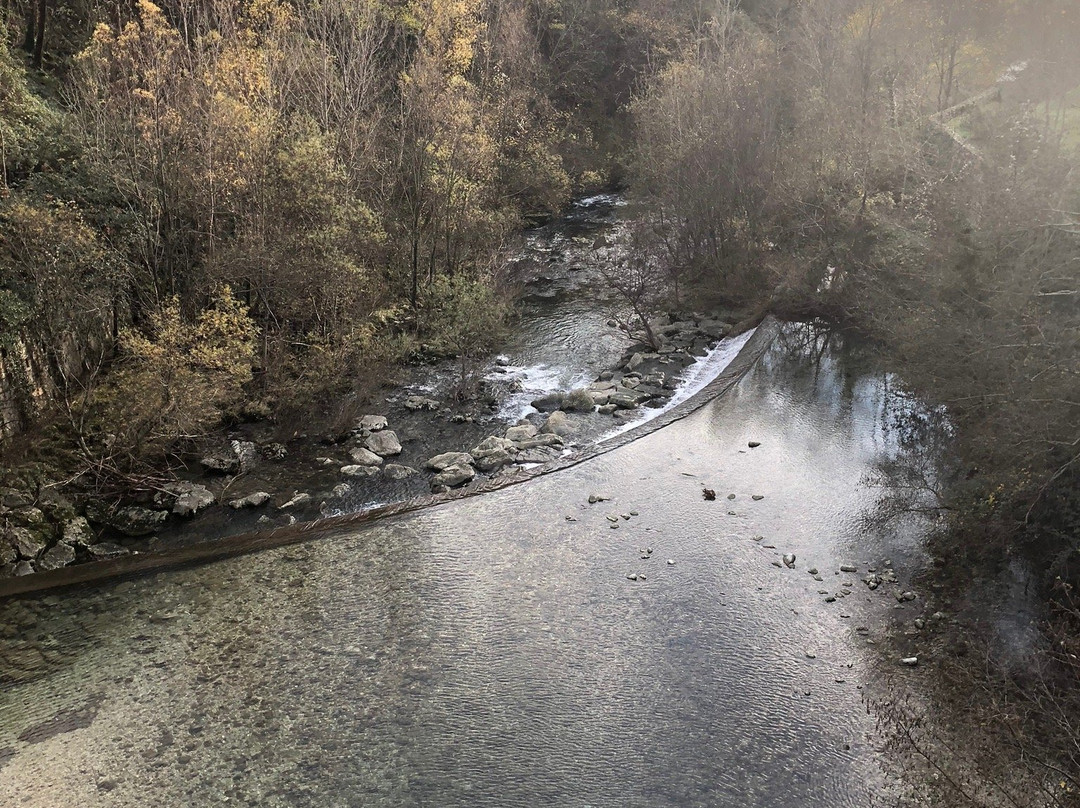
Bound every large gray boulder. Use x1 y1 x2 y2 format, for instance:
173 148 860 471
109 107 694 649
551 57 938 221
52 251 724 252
365 430 402 457
530 392 563 412
560 388 595 413
349 446 384 466
504 424 538 442
474 449 515 473
516 433 564 450
431 464 475 489
540 411 575 438
425 451 474 471
470 436 516 458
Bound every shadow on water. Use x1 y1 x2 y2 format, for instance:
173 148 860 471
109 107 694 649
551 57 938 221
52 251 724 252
0 322 998 807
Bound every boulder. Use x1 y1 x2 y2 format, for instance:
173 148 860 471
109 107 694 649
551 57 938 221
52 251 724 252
62 517 96 547
470 436 516 458
348 447 384 466
169 483 216 518
425 451 474 471
232 440 258 471
431 464 475 489
504 424 538 442
404 395 439 412
530 392 563 412
37 542 76 572
357 415 388 432
364 430 402 457
560 388 595 413
6 527 46 559
229 492 271 509
331 483 353 498
9 507 46 528
0 539 17 565
626 352 646 371
540 411 575 438
110 507 168 537
341 465 379 478
473 449 515 473
608 393 642 409
516 433 564 450
383 464 418 480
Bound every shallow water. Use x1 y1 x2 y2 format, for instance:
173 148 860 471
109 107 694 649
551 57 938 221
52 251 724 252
0 326 936 807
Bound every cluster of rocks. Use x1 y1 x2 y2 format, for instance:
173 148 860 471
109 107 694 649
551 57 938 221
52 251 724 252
1 488 129 578
422 423 567 493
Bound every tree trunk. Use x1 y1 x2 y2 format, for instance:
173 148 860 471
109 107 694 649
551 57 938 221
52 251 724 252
22 0 35 53
32 0 46 69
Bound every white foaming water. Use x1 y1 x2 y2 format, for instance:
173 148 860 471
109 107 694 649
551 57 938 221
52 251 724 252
600 328 756 442
487 361 595 422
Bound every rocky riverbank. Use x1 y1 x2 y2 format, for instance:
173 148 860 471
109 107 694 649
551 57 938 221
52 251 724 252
0 311 741 580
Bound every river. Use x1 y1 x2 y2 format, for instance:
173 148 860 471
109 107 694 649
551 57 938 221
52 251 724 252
0 323 943 807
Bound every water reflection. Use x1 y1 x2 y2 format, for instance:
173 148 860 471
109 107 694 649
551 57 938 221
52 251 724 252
1 324 939 807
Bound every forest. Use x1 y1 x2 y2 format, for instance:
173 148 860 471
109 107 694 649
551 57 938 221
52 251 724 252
1 0 1079 802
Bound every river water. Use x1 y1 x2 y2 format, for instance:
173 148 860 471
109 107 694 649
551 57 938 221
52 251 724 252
0 324 940 807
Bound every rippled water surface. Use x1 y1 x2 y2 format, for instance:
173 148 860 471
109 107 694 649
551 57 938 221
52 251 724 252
0 327 935 807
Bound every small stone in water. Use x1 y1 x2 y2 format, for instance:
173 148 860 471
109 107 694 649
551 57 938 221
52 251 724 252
748 441 761 448
626 574 638 581
807 568 819 575
621 513 631 520
752 494 764 501
702 488 716 501
667 559 675 565
805 651 816 659
840 564 857 573
771 561 783 568
629 511 639 516
606 515 619 522
727 493 736 500
824 596 836 603
783 554 796 568
588 494 609 504
901 657 919 667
